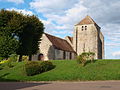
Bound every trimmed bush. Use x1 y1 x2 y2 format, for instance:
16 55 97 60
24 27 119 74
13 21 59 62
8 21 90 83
25 61 55 76
25 61 40 76
40 61 55 72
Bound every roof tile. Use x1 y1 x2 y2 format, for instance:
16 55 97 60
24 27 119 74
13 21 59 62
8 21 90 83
45 33 75 52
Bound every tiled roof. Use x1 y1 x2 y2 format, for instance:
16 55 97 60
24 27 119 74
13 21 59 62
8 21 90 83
76 15 100 28
45 33 75 52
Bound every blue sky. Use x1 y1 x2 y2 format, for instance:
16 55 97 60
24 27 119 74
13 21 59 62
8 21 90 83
0 0 120 59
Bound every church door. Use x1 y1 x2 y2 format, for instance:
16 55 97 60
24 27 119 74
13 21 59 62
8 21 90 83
38 53 44 60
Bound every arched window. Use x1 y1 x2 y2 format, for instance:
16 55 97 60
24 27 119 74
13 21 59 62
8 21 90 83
38 53 44 60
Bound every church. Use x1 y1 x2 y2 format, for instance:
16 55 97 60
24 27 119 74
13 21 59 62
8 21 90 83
32 15 104 60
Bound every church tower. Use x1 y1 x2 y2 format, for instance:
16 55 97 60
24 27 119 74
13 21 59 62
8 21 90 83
73 15 104 59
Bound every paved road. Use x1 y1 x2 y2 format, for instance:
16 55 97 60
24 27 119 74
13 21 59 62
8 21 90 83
0 81 120 90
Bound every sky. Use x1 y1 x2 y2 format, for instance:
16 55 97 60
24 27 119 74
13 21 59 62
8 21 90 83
0 0 120 59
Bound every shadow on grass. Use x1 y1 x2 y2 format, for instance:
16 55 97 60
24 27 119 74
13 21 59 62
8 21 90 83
0 73 17 82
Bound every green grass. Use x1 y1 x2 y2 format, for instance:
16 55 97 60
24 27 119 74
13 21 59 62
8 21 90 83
0 60 120 81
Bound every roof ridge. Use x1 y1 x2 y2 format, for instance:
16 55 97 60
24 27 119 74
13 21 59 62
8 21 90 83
44 33 66 41
44 33 75 52
75 15 99 27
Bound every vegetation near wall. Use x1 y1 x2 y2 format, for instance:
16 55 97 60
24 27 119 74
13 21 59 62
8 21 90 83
77 52 95 66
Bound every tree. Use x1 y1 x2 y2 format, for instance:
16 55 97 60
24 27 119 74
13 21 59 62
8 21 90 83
0 9 44 61
27 15 44 60
0 9 19 59
16 15 44 61
0 35 18 59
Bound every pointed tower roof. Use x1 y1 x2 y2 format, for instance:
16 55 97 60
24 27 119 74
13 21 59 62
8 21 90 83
76 15 100 28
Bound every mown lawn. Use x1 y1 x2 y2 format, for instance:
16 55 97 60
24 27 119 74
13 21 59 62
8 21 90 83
0 60 120 81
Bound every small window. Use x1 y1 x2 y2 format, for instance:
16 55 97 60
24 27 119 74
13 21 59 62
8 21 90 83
85 26 87 30
82 26 84 31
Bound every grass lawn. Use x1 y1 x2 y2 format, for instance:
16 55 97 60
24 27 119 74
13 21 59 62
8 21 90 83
0 60 120 81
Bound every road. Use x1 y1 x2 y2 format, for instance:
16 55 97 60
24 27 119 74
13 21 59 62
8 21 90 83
0 81 120 90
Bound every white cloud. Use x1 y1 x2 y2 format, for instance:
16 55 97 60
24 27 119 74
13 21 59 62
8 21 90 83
112 51 120 57
1 0 24 4
30 0 120 38
7 8 33 15
30 0 79 14
30 0 88 36
30 0 120 59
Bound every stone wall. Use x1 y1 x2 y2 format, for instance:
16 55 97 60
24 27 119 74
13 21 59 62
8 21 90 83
39 34 55 60
32 34 76 61
32 53 39 61
54 49 75 60
54 49 64 60
73 24 103 59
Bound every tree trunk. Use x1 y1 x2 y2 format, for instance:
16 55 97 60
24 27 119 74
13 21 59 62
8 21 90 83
18 55 22 62
29 55 32 61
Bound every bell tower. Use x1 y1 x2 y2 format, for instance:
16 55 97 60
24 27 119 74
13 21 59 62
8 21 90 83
73 15 104 59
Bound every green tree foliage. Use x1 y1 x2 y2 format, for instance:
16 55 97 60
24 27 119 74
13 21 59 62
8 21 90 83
0 9 19 59
0 36 18 58
0 9 44 61
16 15 44 61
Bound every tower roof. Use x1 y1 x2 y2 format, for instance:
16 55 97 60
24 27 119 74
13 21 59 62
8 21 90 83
76 15 100 28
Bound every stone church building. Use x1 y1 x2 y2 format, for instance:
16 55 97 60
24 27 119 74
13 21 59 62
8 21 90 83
32 15 104 60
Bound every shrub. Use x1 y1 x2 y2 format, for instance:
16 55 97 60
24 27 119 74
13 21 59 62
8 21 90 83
6 59 14 68
0 59 14 68
77 54 86 66
77 52 95 66
0 60 9 64
9 54 18 62
0 57 4 61
88 52 95 62
25 61 55 76
22 56 28 61
25 61 40 76
40 61 55 72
